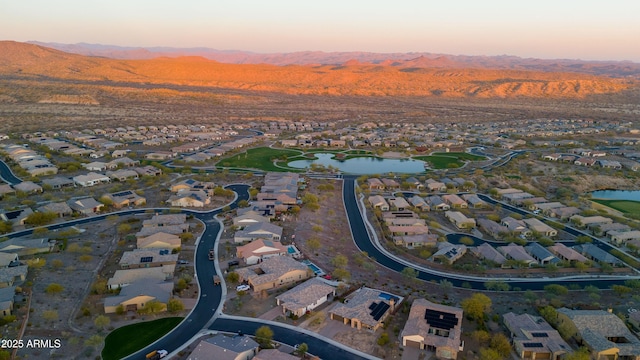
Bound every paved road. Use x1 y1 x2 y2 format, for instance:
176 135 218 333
0 159 22 185
342 175 638 290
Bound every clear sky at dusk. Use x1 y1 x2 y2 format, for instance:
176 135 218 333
2 0 639 61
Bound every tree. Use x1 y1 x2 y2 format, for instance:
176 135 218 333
307 238 321 252
94 315 110 330
564 347 590 360
237 200 249 208
226 272 240 284
459 236 474 246
294 342 308 357
255 325 274 348
42 310 59 322
401 267 418 281
490 333 511 357
45 283 64 295
471 330 490 345
461 293 492 322
139 300 165 314
479 347 502 360
0 221 12 234
544 284 569 296
576 235 593 244
167 298 185 313
117 223 131 235
24 211 57 226
331 254 348 268
84 335 103 347
333 268 351 281
115 305 125 315
538 306 558 326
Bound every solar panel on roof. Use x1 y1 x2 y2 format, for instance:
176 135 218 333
369 303 377 310
425 309 458 331
370 302 390 321
140 256 153 263
112 190 133 197
523 343 543 348
531 332 549 338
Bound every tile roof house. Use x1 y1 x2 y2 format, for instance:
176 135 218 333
401 299 463 359
425 179 447 192
234 256 311 293
0 286 16 316
13 181 43 194
236 239 288 265
233 212 271 228
394 234 439 249
102 190 146 209
0 238 56 256
104 280 173 314
119 248 178 269
329 287 401 332
67 197 104 215
472 243 507 266
368 195 390 211
477 219 509 239
106 169 139 182
275 277 336 317
442 194 468 209
501 216 532 236
168 190 210 208
0 208 33 226
522 218 557 237
525 243 560 265
36 202 73 218
498 244 537 267
461 194 487 208
0 265 27 288
0 184 15 198
503 312 572 360
548 243 588 263
73 172 111 187
573 244 621 266
388 197 410 211
410 196 430 211
431 242 467 265
557 308 640 359
608 230 640 245
366 178 385 190
187 334 259 360
234 222 283 243
444 211 476 229
107 266 174 290
137 232 181 250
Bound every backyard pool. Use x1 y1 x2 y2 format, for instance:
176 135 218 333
301 259 325 276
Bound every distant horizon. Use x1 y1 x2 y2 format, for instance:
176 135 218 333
21 40 640 64
3 1 639 63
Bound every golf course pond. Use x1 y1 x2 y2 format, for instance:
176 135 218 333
287 153 426 174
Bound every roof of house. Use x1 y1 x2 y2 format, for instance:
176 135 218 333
119 248 178 267
557 308 640 354
104 280 173 307
137 232 181 249
401 298 463 350
522 218 556 234
548 243 588 262
472 243 507 264
389 197 410 208
235 256 309 286
498 244 537 263
0 265 28 283
13 181 42 192
241 222 283 237
525 243 559 263
368 195 388 207
477 218 509 236
107 267 172 287
143 214 187 227
0 238 55 253
67 197 103 211
330 287 399 328
37 202 72 215
237 239 287 258
503 312 572 355
275 277 335 311
0 286 16 304
188 334 259 360
573 244 621 264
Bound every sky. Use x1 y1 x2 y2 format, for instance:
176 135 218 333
2 0 640 62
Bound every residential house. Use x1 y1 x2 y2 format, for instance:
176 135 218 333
234 222 283 243
597 223 631 237
0 253 18 268
501 216 532 236
0 238 56 256
498 244 537 267
548 207 582 221
119 249 178 269
0 286 16 316
275 278 336 317
368 195 390 211
410 196 430 211
461 194 487 208
574 157 596 166
442 194 468 209
234 256 311 293
394 234 439 249
0 208 33 226
82 161 108 172
405 177 424 190
502 192 535 204
570 215 613 229
104 281 173 314
472 243 507 267
170 178 200 193
477 219 509 239
106 169 139 182
525 243 559 265
233 212 271 228
609 230 640 245
366 178 385 191
531 202 566 214
388 197 410 211
431 242 467 264
503 312 572 360
381 178 400 189
598 160 622 169
143 214 188 229
427 196 450 211
401 299 463 359
548 243 588 263
107 266 174 290
36 202 72 218
425 179 447 192
107 157 139 168
329 287 400 332
573 244 621 266
73 172 111 187
102 190 146 209
67 197 104 215
0 184 15 198
187 334 259 360
13 181 43 194
557 308 640 359
444 211 476 229
133 165 162 177
168 190 210 208
236 239 288 265
522 218 557 237
0 265 28 288
137 232 181 250
41 176 75 190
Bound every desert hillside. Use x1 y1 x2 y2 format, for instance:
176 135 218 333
0 41 634 99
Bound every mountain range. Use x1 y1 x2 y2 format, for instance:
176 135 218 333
0 41 635 99
29 41 640 78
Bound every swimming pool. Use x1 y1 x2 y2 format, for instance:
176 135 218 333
379 292 399 302
301 259 325 276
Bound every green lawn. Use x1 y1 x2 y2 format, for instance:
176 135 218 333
102 317 183 360
591 199 640 214
216 147 302 171
414 155 463 169
431 152 486 160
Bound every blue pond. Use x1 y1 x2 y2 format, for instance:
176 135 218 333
591 190 640 201
288 153 426 175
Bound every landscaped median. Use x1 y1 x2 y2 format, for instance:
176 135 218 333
102 317 183 360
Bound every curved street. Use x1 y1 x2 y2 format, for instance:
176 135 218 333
0 159 22 185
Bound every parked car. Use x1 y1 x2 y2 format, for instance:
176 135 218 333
236 284 250 292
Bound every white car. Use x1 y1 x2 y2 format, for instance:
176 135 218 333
236 284 250 292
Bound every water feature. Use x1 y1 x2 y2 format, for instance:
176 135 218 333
590 190 640 201
287 153 426 174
